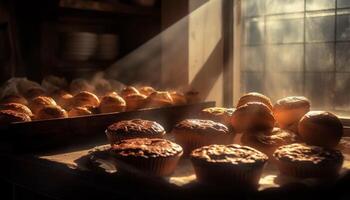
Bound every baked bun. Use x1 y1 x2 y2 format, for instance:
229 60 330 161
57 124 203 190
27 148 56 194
146 91 173 108
0 95 28 105
139 86 156 96
298 111 343 148
71 91 100 108
68 107 92 117
120 86 139 98
0 103 33 117
29 96 57 115
274 96 310 133
236 92 273 110
99 94 126 113
231 102 275 133
200 107 235 127
106 119 166 145
0 110 31 125
23 87 46 100
35 105 68 120
170 91 187 105
124 93 147 111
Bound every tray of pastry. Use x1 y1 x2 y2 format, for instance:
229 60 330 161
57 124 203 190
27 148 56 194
0 77 209 151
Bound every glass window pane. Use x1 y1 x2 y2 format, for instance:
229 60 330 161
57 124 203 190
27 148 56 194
305 72 334 109
266 0 304 14
336 43 350 72
334 73 350 111
243 47 264 71
243 0 265 17
336 12 350 41
306 0 335 11
266 15 304 44
241 72 264 93
265 72 303 101
306 12 335 42
338 0 350 9
266 44 303 71
244 18 264 45
306 43 334 71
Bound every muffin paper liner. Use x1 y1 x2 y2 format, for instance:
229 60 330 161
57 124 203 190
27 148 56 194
112 152 182 177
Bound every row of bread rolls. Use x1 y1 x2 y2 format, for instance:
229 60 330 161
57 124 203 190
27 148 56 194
101 92 347 189
0 80 200 124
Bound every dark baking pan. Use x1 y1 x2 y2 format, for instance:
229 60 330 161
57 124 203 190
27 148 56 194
3 101 215 152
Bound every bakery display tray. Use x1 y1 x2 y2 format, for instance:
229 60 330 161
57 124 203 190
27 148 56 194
35 137 350 199
2 102 214 151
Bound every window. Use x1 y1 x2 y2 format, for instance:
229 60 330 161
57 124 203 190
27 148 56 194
238 0 350 117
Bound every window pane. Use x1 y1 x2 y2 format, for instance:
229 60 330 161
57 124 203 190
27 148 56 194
306 11 335 42
338 0 350 9
243 47 264 71
306 0 335 11
241 72 264 93
334 73 350 111
243 0 265 17
305 72 334 109
244 18 264 45
306 43 334 71
266 14 304 44
336 43 350 72
265 72 303 101
266 0 304 14
266 44 303 71
336 12 350 41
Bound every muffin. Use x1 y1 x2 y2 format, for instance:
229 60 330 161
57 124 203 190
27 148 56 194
35 105 68 120
0 103 33 118
28 96 57 115
172 119 235 155
139 86 156 97
273 143 344 178
110 138 183 176
106 119 166 145
298 111 343 148
71 91 100 108
241 127 297 158
200 107 235 128
274 96 310 133
99 94 126 113
190 144 268 188
68 107 92 117
170 91 187 105
124 93 147 111
236 92 273 110
0 110 31 125
120 86 139 98
185 90 201 104
231 102 275 133
145 91 173 108
0 95 28 105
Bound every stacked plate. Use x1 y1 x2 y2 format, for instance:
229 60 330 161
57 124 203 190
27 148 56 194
96 34 119 61
61 32 98 61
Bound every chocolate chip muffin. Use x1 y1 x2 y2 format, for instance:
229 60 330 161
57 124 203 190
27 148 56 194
106 119 166 145
190 144 268 188
236 92 273 110
231 102 275 133
0 110 31 125
274 96 310 134
241 127 297 159
110 138 183 176
298 111 343 148
172 119 235 156
273 143 344 178
200 107 235 129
